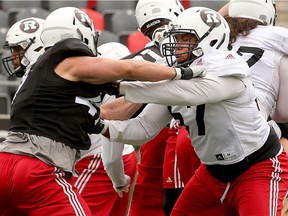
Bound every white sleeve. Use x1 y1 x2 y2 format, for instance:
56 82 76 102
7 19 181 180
271 56 288 122
120 74 246 106
100 135 126 188
108 103 172 144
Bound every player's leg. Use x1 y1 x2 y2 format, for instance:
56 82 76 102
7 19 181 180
128 127 169 216
163 126 184 215
176 126 201 185
229 151 288 216
0 152 26 216
282 191 288 216
1 153 92 216
73 154 119 215
171 164 229 216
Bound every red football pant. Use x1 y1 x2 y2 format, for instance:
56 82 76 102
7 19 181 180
172 151 288 216
0 152 92 216
73 151 137 216
129 127 169 216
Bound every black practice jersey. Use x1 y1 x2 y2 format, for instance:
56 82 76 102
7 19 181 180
10 38 109 150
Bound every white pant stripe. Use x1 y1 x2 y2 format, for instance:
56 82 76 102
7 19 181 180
54 168 86 216
270 156 281 216
75 154 102 193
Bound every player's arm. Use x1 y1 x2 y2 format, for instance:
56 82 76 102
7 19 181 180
100 135 131 197
271 56 288 122
100 96 143 120
105 103 172 144
118 75 246 106
54 56 195 84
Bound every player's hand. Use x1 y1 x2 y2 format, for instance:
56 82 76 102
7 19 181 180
113 174 131 198
103 81 121 95
172 65 207 80
92 117 108 134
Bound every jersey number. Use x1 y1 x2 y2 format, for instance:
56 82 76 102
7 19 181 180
236 46 264 68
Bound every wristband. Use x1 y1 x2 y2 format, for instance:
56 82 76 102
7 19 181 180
118 82 125 95
172 68 182 80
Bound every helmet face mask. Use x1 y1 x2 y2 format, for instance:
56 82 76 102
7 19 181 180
2 18 44 77
162 7 230 67
162 30 201 67
229 0 276 25
41 7 98 55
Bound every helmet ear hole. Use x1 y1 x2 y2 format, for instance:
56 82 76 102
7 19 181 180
210 40 217 47
84 38 89 45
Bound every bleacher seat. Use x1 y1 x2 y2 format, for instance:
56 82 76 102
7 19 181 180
0 10 8 28
123 31 149 53
180 0 191 9
97 30 118 46
81 8 105 31
96 0 136 13
189 0 226 11
12 7 50 26
105 9 138 34
0 27 7 47
46 0 87 11
1 0 42 11
0 93 11 114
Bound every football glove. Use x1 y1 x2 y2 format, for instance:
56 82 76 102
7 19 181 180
92 117 108 134
103 81 121 96
172 65 207 80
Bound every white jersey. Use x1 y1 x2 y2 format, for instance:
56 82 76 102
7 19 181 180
230 25 288 121
108 48 272 165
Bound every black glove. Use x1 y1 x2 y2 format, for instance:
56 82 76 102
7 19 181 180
103 81 121 95
90 107 108 134
92 117 108 134
172 65 207 80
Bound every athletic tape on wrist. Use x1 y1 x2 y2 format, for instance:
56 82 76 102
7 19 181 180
172 68 182 80
100 119 109 135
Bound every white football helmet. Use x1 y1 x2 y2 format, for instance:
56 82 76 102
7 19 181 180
2 17 44 77
135 0 184 38
162 7 230 66
229 0 276 25
41 7 98 55
98 42 131 60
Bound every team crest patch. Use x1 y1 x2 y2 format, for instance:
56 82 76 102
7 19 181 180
200 8 221 28
20 19 40 33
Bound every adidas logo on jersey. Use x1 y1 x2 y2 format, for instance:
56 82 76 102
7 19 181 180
225 53 235 59
166 177 173 183
196 58 203 65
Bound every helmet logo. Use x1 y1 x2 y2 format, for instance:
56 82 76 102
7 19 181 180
74 9 93 30
20 19 40 33
200 9 221 27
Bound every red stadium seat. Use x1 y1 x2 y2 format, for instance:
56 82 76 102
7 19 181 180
125 31 150 53
180 0 191 9
87 0 97 9
80 8 105 31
